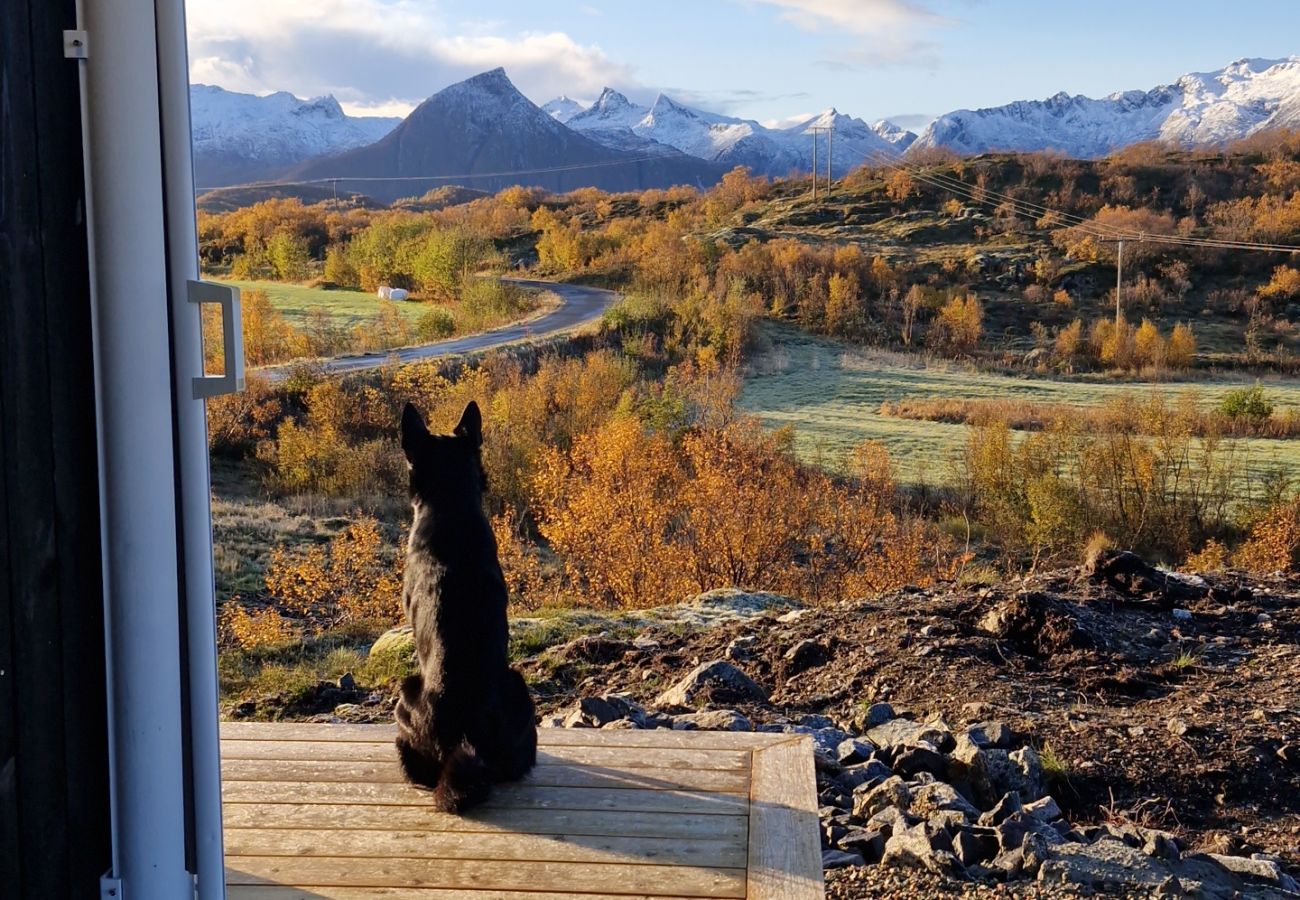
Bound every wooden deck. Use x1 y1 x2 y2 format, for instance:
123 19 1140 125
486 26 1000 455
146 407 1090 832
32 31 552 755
220 722 824 899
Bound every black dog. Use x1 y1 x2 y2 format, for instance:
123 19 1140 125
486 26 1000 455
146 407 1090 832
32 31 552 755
394 400 536 811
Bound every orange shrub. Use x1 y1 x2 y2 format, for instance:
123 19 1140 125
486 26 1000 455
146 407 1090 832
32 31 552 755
1235 497 1300 573
264 517 404 629
219 602 296 649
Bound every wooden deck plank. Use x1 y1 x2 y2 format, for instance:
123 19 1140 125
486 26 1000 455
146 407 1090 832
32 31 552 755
221 740 751 772
222 803 749 842
220 723 822 899
222 722 790 751
223 781 750 815
222 759 748 794
224 828 746 868
228 887 707 900
745 735 824 900
225 857 747 898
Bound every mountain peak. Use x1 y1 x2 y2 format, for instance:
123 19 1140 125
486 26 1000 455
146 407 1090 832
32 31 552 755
593 87 635 111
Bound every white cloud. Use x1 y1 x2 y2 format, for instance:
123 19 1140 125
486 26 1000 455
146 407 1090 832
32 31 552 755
744 0 948 65
748 0 943 33
185 0 637 115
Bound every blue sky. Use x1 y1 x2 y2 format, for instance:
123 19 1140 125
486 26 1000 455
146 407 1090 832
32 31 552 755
186 0 1299 127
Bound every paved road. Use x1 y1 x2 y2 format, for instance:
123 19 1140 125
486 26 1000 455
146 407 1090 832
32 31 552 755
261 279 618 379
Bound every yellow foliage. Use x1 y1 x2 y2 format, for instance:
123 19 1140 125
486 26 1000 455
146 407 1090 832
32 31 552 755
264 517 404 630
219 602 296 650
1234 497 1300 574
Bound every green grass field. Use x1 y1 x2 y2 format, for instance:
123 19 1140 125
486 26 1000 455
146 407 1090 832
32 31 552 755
218 279 428 328
740 322 1300 487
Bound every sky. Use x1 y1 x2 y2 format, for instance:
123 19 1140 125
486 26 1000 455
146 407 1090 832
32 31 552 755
186 0 1300 128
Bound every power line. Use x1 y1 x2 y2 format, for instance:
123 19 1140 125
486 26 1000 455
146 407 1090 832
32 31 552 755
854 147 1300 254
194 154 676 195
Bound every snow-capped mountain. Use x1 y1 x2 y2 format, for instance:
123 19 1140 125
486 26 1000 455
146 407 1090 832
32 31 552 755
540 96 585 123
190 84 399 187
289 69 722 201
559 88 914 176
910 57 1300 158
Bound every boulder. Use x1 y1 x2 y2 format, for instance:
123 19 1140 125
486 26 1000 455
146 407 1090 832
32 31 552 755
953 827 1001 866
881 823 964 876
910 781 981 823
856 702 896 730
368 626 414 660
821 848 865 869
836 737 877 766
1023 795 1062 822
782 638 830 675
671 709 751 731
953 740 1043 806
863 805 916 840
1037 840 1173 891
652 660 767 709
837 759 892 792
866 718 952 754
978 791 1024 826
1205 853 1293 887
839 829 886 863
852 775 911 820
893 744 949 779
559 694 646 728
964 721 1016 750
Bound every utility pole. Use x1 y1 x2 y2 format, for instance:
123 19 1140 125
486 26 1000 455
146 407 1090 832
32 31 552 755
1115 238 1124 326
810 126 830 202
811 130 817 202
826 125 833 198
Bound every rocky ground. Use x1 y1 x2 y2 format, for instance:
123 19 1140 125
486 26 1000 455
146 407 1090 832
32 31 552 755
281 551 1300 897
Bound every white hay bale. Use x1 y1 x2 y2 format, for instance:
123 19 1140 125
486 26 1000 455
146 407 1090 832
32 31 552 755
388 288 410 301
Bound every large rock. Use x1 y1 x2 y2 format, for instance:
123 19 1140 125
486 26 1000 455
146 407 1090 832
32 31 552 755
852 775 911 820
1205 853 1295 888
952 738 1044 806
837 759 892 792
671 709 751 731
652 660 767 709
881 822 964 876
368 626 414 660
866 718 952 754
557 694 647 728
782 638 831 675
910 781 981 823
1037 840 1173 891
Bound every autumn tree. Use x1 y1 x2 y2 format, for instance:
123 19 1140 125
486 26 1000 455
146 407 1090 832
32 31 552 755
886 170 915 203
930 293 983 355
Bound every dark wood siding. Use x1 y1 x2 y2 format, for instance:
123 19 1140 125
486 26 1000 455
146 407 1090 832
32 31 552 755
0 0 113 895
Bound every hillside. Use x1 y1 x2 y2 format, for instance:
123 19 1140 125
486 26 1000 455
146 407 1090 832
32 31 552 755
288 69 725 201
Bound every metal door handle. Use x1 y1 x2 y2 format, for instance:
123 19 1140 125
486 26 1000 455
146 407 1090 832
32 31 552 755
186 280 245 398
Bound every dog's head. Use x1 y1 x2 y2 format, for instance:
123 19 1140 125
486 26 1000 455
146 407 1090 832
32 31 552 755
400 401 487 508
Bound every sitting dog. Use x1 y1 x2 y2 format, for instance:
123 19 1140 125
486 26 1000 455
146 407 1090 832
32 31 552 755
394 400 536 811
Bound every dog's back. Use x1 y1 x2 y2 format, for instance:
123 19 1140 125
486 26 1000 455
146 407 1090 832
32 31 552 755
395 401 536 811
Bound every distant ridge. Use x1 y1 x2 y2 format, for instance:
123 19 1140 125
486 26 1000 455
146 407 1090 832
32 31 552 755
190 84 398 188
909 56 1300 157
288 69 724 201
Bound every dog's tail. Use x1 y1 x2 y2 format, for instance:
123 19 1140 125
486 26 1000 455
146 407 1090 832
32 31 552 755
433 743 490 813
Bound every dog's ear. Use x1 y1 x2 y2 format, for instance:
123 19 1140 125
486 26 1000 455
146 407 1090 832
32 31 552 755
401 402 429 463
453 401 483 449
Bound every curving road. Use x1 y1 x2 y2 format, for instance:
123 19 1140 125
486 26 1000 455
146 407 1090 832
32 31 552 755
260 279 618 379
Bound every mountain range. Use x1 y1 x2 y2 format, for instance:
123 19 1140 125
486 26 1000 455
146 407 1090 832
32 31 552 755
910 57 1300 156
191 56 1300 195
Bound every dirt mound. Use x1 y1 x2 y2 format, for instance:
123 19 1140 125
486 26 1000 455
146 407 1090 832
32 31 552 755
513 557 1300 895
